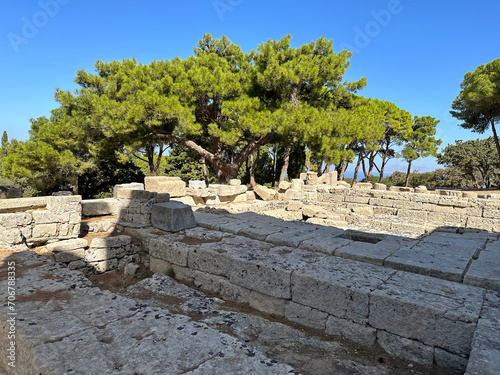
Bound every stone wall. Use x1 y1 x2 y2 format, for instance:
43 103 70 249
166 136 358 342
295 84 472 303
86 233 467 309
302 187 500 234
44 235 142 276
0 195 82 250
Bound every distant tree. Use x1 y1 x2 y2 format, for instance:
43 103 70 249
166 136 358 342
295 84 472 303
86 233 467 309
400 116 441 187
438 137 500 188
450 58 500 164
163 145 216 184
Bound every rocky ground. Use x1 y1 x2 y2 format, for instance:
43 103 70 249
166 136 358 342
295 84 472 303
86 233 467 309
89 270 450 375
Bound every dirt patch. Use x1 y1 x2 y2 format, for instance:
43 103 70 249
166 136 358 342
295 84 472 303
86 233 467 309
88 266 153 294
15 290 71 303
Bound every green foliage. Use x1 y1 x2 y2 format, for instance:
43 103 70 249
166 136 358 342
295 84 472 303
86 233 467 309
451 58 500 163
163 145 216 183
437 137 500 188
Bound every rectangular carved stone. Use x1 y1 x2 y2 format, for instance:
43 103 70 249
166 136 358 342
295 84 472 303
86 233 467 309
369 271 485 355
151 202 196 232
292 257 393 323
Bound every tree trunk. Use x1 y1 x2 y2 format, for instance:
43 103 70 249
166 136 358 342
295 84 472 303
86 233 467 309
305 149 311 172
279 147 290 183
201 157 208 185
405 160 412 187
491 120 500 166
339 159 348 180
250 149 259 188
353 155 362 185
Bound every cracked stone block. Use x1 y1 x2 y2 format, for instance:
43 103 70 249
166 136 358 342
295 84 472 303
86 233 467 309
369 271 485 356
285 301 328 330
292 257 394 323
376 330 434 366
325 315 376 346
145 176 186 197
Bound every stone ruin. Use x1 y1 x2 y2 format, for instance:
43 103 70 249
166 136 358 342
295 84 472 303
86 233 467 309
0 173 499 374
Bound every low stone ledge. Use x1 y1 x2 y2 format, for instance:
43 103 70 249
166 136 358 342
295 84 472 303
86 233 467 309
81 198 117 217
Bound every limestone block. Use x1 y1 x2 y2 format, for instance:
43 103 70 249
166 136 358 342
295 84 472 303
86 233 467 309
81 199 117 217
0 226 22 245
351 206 373 216
90 236 131 248
88 258 118 272
188 180 207 189
373 183 387 191
325 315 376 346
47 238 88 252
253 185 277 201
436 189 462 197
305 172 318 185
284 189 305 201
369 271 485 355
0 185 22 199
229 179 241 186
299 172 307 180
286 200 303 211
460 191 477 198
318 171 337 186
434 348 468 374
278 180 291 190
151 201 196 232
149 237 191 267
204 196 222 205
389 186 414 193
290 179 304 190
376 331 434 365
124 263 140 275
172 196 196 206
337 180 351 188
285 301 328 330
292 257 394 323
145 176 186 197
353 182 372 190
209 184 247 197
32 223 58 238
54 249 85 263
248 290 286 317
0 212 32 227
116 189 155 200
232 194 247 203
68 260 87 270
304 191 317 200
246 191 256 200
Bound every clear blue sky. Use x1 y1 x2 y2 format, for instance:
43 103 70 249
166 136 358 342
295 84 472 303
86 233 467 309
1 0 499 175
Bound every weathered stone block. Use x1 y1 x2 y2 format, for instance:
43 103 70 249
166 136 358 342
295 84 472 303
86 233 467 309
436 189 462 197
373 183 387 191
286 200 303 211
124 263 140 275
149 236 191 267
188 180 207 189
90 236 131 248
47 238 88 252
0 212 32 227
32 223 58 238
377 330 434 365
81 199 117 217
292 257 393 323
253 185 277 201
248 290 286 316
353 182 372 190
229 179 241 186
245 191 256 200
290 179 304 190
284 189 305 201
369 271 485 355
389 186 413 193
145 176 186 197
151 201 196 232
285 301 328 330
278 180 291 190
113 182 144 198
325 315 376 346
305 172 318 185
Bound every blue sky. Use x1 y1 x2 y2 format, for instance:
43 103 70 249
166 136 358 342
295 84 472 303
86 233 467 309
1 0 499 175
